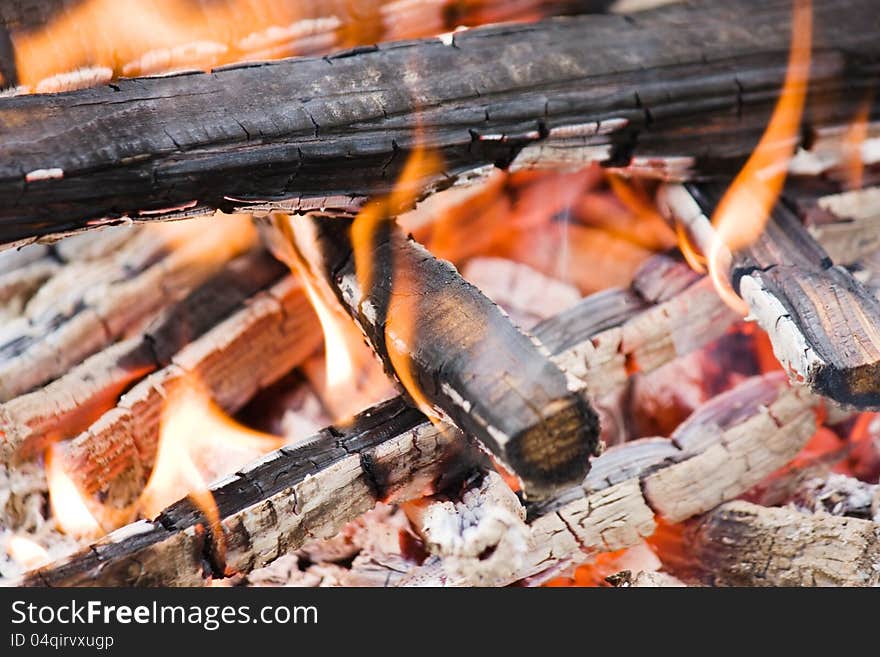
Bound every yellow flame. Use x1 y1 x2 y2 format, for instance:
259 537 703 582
46 443 103 539
4 535 51 570
138 379 283 569
708 0 812 315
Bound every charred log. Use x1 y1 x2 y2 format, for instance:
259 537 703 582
662 182 880 409
0 0 878 246
269 212 601 500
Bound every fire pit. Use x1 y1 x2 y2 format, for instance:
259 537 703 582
0 0 878 588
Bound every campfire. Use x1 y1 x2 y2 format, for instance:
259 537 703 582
0 0 879 588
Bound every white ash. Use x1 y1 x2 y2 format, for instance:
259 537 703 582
246 504 419 587
790 473 880 522
462 257 581 328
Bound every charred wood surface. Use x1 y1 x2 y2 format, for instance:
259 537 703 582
0 0 878 246
683 183 880 409
14 370 819 586
271 213 601 500
673 500 880 586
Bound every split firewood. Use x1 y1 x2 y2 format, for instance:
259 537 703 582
671 500 880 586
0 247 287 463
659 182 880 409
0 214 258 401
269 213 601 500
10 266 740 586
47 248 724 510
399 373 818 586
1 0 877 246
56 274 322 502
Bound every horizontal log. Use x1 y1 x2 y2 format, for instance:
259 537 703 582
269 212 600 499
675 500 880 586
1 0 878 246
659 182 880 409
0 247 286 462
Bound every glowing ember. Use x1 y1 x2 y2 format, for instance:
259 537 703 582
705 0 812 314
45 443 102 540
4 535 50 570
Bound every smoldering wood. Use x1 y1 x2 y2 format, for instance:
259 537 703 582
14 302 815 586
674 500 880 586
57 274 322 499
0 0 610 88
0 216 258 402
0 0 877 247
802 186 880 264
397 373 819 586
659 182 880 409
270 213 601 500
0 248 286 463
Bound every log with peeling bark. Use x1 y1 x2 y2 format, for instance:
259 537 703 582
670 500 880 586
269 212 601 499
399 372 819 586
0 0 878 247
12 308 816 585
659 182 880 409
0 247 287 463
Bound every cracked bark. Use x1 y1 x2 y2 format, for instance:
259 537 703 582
659 182 880 409
267 212 600 500
0 247 287 463
0 0 877 247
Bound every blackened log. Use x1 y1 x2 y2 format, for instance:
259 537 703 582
0 0 878 246
0 0 611 92
270 213 600 500
672 182 880 409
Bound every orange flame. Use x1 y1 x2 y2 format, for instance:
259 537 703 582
45 443 103 539
351 144 445 420
139 379 283 569
842 95 873 191
707 0 812 315
4 535 51 570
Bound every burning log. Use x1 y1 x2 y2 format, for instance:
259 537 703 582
57 274 322 499
660 182 880 409
0 247 287 463
0 1 610 90
270 213 601 500
0 0 877 246
670 500 880 586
